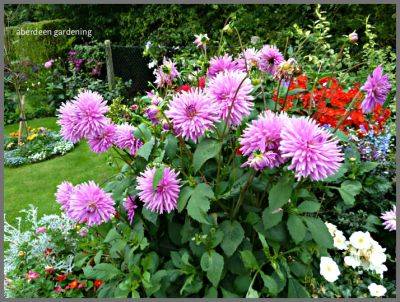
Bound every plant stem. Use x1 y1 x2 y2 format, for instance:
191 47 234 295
232 171 256 218
274 78 283 111
281 76 293 111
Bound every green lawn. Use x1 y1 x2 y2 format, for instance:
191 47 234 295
4 117 120 224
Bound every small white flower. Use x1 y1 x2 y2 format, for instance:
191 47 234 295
325 222 338 237
320 257 340 283
148 60 157 69
250 36 260 45
344 255 361 268
333 231 348 250
368 283 386 297
369 250 387 267
349 231 372 250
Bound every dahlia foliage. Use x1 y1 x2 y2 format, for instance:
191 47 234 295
53 31 394 298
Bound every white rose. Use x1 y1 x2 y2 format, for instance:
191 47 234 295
369 250 387 267
368 283 386 297
349 231 372 250
320 257 340 283
344 255 361 268
333 231 348 250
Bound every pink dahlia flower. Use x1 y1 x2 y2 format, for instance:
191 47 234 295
240 110 287 162
154 58 179 88
361 65 391 113
68 181 115 226
207 54 240 78
55 181 75 213
279 116 344 181
258 45 284 75
236 48 260 71
136 167 180 214
381 205 396 231
165 89 219 142
207 70 254 126
123 195 137 224
72 90 109 138
57 90 109 142
58 101 81 143
114 124 143 156
88 122 116 153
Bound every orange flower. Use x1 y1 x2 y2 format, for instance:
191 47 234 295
94 279 103 289
67 280 79 289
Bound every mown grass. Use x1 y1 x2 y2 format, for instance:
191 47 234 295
4 117 120 224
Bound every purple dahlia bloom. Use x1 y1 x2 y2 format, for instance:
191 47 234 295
114 124 143 156
68 181 115 226
55 181 75 213
279 116 344 181
381 205 396 231
361 65 391 113
145 105 160 125
123 195 137 224
88 122 117 153
136 167 180 214
207 70 254 126
258 45 284 75
165 89 219 142
154 58 179 88
207 54 241 78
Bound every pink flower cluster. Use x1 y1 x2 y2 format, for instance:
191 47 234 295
55 181 115 226
58 90 142 155
240 111 344 180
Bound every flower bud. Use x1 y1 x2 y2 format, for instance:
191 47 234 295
348 31 358 44
18 251 26 257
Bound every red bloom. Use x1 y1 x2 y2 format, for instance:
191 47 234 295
44 248 53 257
176 84 191 93
94 279 103 289
56 274 68 282
198 76 206 89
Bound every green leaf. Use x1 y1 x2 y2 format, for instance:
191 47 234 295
104 228 122 243
137 137 155 160
287 215 306 244
260 271 278 296
287 278 310 298
220 220 245 257
297 200 320 213
84 263 122 281
246 287 259 298
187 183 214 224
142 207 158 225
338 180 362 205
94 250 103 265
262 207 283 230
358 161 379 175
152 166 164 190
177 186 193 213
240 250 259 270
164 134 178 159
303 217 333 248
200 250 224 287
322 162 348 182
134 123 152 141
287 88 308 96
193 139 222 173
269 176 293 210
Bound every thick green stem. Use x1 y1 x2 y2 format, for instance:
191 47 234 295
232 171 256 218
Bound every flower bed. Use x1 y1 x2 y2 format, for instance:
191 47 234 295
4 9 396 298
4 127 75 167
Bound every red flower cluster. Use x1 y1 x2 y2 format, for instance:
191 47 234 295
273 75 391 133
175 76 206 93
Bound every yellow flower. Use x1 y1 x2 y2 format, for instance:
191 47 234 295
27 133 38 141
18 251 26 257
